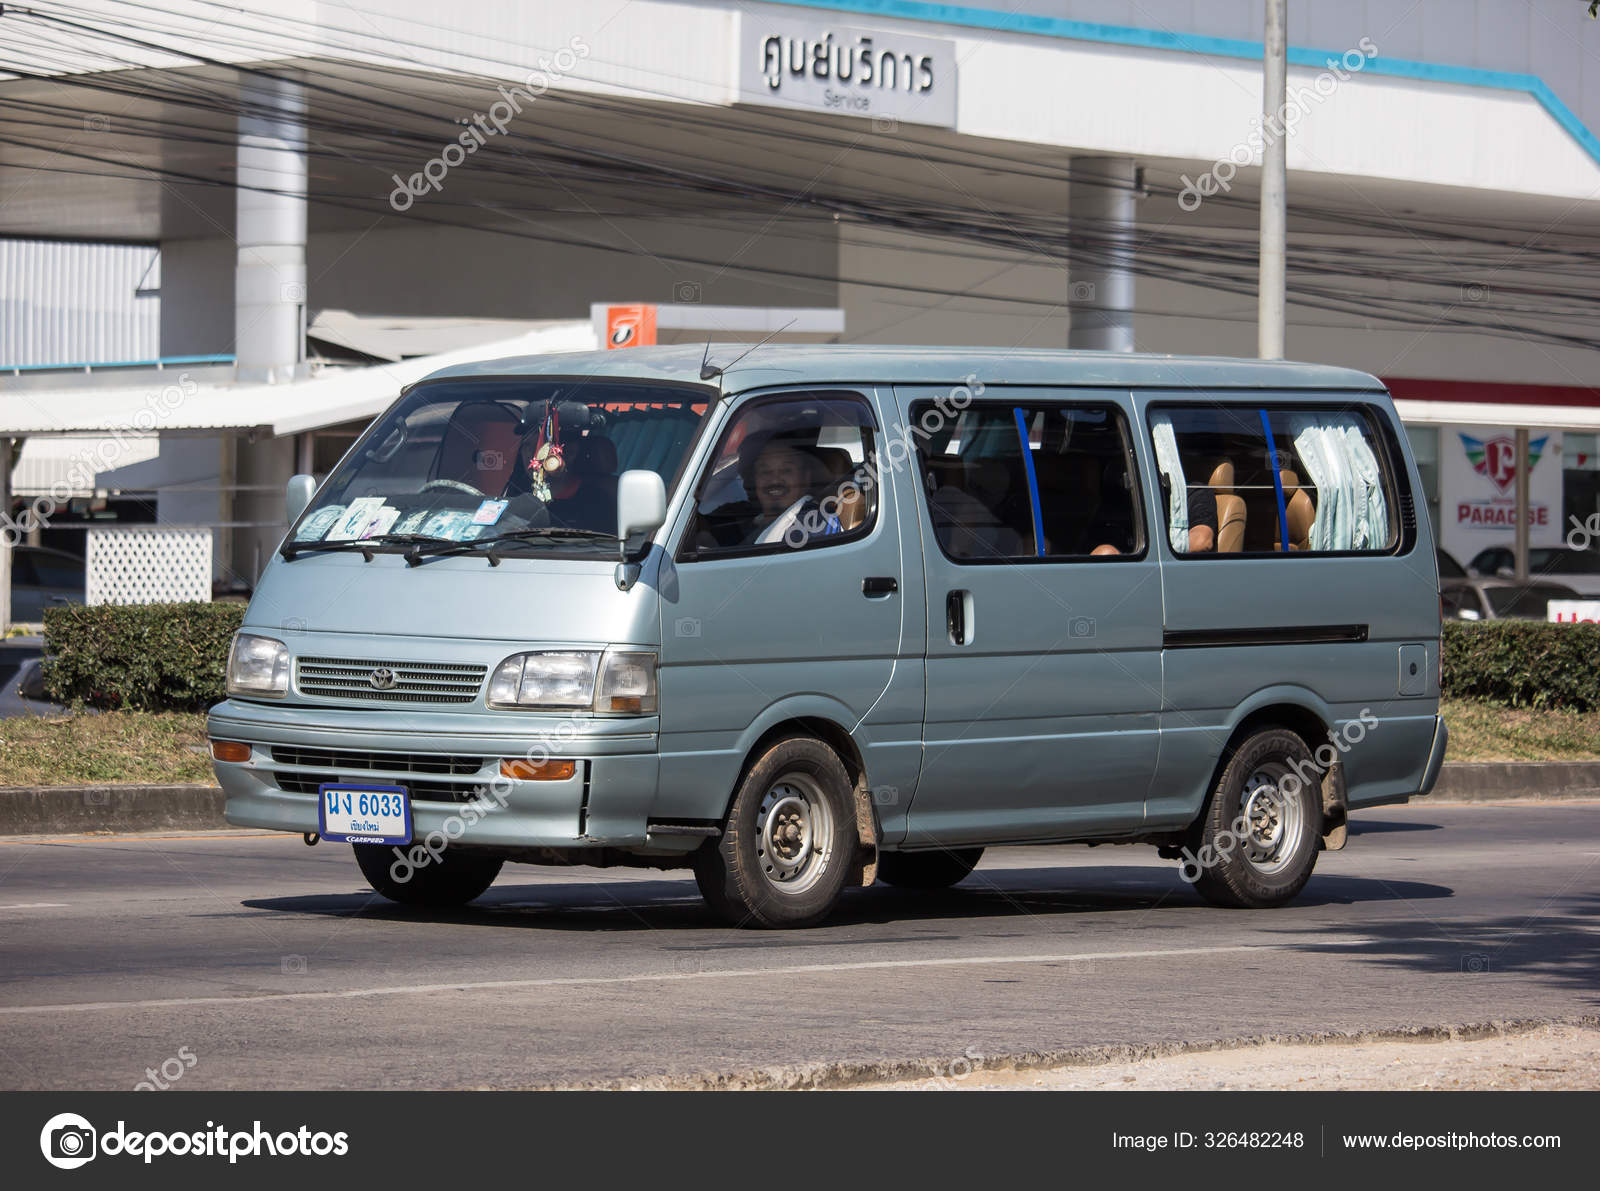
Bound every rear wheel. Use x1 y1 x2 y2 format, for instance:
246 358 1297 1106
693 736 857 928
352 842 503 908
1186 727 1322 908
877 848 983 889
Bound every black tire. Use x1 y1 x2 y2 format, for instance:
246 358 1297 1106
877 848 983 889
352 842 503 908
1186 727 1323 908
693 736 858 928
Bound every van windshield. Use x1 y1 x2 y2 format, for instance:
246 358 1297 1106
292 380 710 554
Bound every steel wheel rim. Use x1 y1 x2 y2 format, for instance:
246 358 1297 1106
755 773 834 895
1239 766 1304 876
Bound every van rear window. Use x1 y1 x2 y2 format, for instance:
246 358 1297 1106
1149 406 1399 556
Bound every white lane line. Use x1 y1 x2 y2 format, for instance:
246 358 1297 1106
0 943 1282 1016
0 903 69 910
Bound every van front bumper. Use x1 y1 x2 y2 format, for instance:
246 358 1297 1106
207 699 666 850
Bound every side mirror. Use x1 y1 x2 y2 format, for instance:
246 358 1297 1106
616 469 667 556
285 474 317 525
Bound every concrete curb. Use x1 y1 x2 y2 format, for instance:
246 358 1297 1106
541 1015 1600 1091
0 760 1596 835
1425 761 1600 802
0 785 227 835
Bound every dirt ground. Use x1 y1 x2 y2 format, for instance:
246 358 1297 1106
866 1024 1600 1090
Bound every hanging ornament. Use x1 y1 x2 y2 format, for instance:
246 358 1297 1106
527 404 565 501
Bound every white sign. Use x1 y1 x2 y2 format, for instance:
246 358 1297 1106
734 14 957 128
1548 600 1600 623
1437 424 1563 565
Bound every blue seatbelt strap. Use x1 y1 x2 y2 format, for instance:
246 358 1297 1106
1014 406 1045 557
1261 408 1290 552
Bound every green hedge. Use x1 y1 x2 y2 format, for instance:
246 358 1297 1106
42 602 246 711
32 603 1600 714
1442 621 1600 712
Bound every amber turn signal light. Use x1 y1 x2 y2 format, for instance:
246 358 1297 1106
210 740 251 763
500 758 576 781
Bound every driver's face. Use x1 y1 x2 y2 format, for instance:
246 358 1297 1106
752 446 810 517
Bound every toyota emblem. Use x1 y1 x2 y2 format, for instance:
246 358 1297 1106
368 667 397 691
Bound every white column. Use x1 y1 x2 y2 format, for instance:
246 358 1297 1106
235 76 308 384
1067 157 1137 353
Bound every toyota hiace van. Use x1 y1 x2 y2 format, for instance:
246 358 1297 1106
210 346 1448 927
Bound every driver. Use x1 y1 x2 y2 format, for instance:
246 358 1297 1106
741 436 841 546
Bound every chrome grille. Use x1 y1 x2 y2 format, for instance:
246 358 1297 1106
273 772 489 803
296 656 487 704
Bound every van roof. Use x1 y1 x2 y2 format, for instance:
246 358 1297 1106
422 344 1387 395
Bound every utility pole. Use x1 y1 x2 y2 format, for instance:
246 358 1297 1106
1259 0 1287 359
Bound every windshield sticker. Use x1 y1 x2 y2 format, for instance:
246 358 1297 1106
359 506 400 539
472 499 509 526
296 505 346 542
326 497 389 541
419 509 478 541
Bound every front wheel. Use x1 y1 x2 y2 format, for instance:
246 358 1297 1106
693 736 858 928
353 842 503 908
1186 727 1322 908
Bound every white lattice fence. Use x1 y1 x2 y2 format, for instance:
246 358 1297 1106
86 527 213 605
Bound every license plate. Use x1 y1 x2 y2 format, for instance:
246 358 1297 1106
318 784 412 846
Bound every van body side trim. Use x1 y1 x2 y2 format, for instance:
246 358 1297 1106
1162 624 1370 649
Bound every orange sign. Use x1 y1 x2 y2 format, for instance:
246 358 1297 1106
605 304 657 349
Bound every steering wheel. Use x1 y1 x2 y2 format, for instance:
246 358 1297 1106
419 478 486 498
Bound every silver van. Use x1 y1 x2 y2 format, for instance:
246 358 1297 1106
210 346 1448 928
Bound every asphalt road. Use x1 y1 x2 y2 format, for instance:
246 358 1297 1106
0 802 1595 1090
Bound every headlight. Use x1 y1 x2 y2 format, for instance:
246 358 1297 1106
487 651 599 709
487 649 657 713
226 634 289 697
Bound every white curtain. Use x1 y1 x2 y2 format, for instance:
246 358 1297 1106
1150 415 1188 552
1286 414 1389 550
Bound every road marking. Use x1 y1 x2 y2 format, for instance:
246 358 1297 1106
0 943 1284 1016
0 832 289 846
0 902 68 910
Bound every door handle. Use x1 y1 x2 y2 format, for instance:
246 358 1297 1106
946 589 970 645
862 576 898 597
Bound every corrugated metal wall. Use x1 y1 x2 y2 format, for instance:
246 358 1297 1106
0 239 160 367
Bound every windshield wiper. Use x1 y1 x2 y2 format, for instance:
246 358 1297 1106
280 533 448 562
404 527 619 566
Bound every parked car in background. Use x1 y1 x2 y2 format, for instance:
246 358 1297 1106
1467 545 1600 595
1437 549 1466 579
8 545 85 622
1440 576 1580 621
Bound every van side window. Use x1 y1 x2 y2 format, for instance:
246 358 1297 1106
682 393 879 557
1151 406 1398 555
910 401 1143 561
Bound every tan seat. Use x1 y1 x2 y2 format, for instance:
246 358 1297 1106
1207 461 1247 553
1274 469 1316 550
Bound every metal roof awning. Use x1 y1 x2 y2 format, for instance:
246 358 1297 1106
0 321 596 439
10 433 162 495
